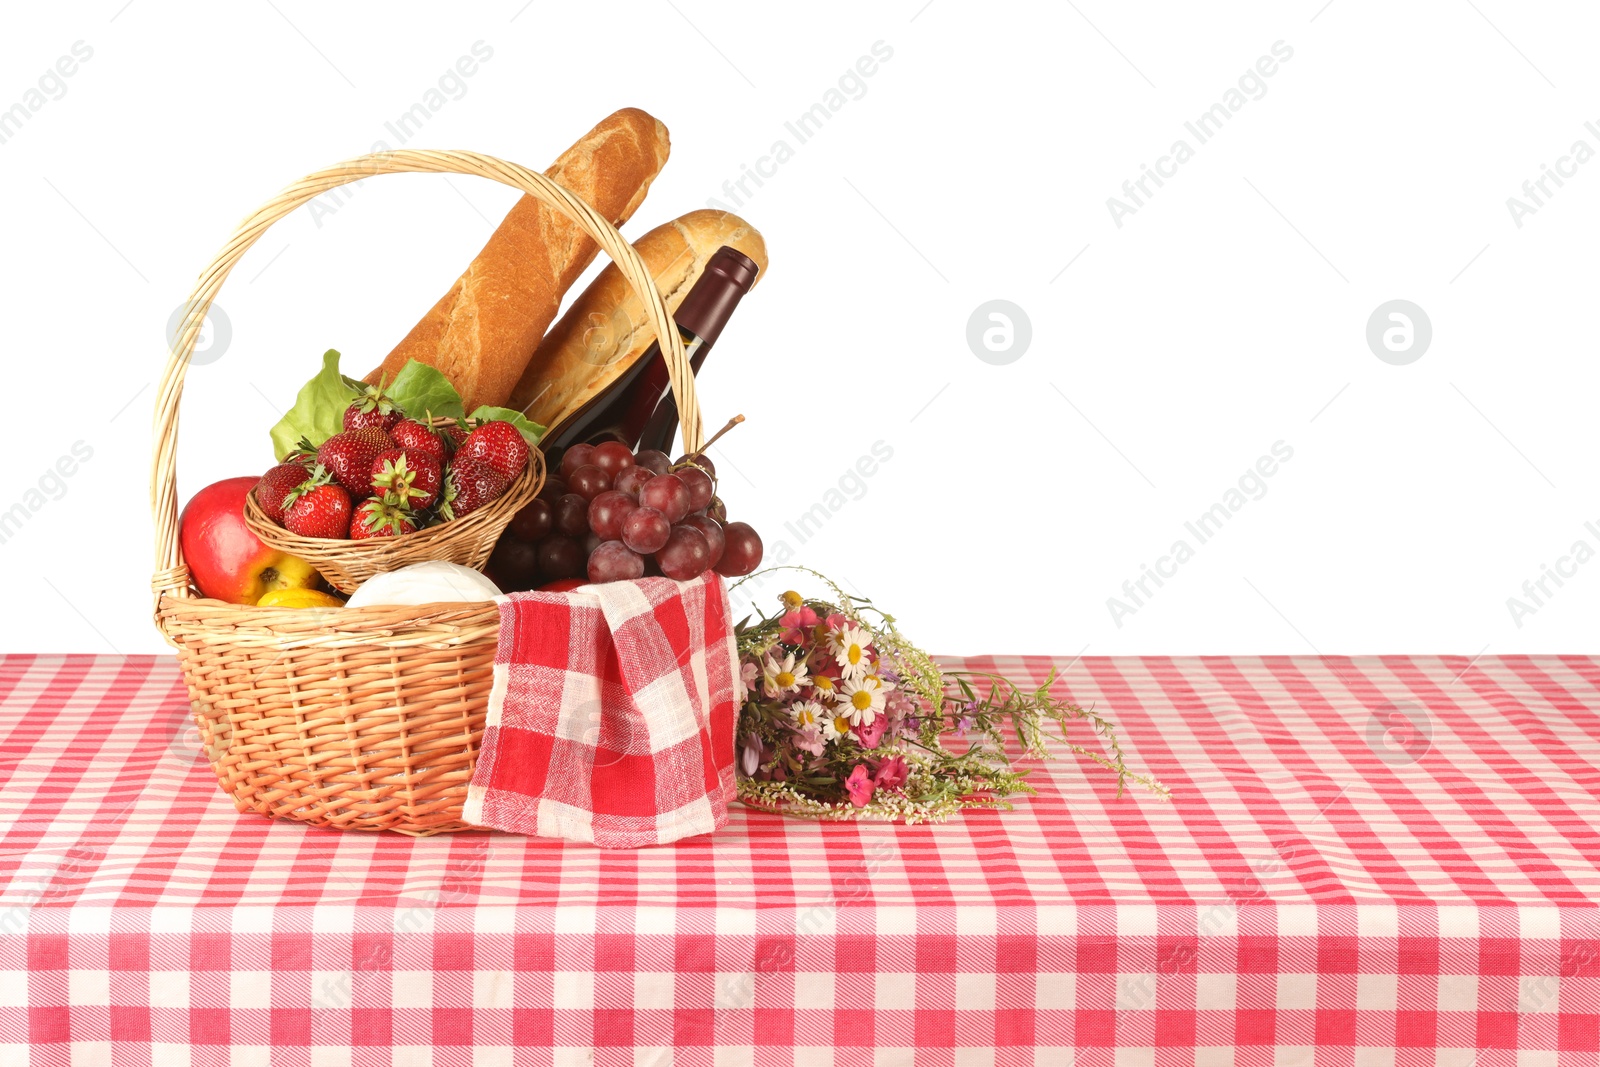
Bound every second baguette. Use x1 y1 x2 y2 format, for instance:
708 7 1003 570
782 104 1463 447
509 208 768 429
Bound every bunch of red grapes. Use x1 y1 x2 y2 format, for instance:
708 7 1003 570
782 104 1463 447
489 441 763 590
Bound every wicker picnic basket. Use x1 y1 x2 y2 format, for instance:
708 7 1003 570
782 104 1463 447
152 149 706 836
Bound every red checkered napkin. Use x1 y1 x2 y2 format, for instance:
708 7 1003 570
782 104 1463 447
463 572 739 848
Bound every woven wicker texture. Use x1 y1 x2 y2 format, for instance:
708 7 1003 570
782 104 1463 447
243 445 545 595
151 149 703 835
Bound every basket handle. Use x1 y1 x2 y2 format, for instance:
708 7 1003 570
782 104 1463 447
150 149 703 602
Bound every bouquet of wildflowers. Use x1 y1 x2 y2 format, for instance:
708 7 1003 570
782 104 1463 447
732 569 1166 822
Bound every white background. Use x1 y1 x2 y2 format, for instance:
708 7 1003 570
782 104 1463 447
2 1 1597 657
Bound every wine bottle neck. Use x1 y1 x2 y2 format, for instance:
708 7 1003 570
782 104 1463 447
673 247 760 348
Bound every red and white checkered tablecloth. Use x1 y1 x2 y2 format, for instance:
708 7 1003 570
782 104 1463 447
1 653 1597 1066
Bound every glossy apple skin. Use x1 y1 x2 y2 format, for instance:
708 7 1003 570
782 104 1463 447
179 477 318 604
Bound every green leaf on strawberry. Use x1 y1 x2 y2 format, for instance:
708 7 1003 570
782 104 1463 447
269 350 362 460
466 405 544 447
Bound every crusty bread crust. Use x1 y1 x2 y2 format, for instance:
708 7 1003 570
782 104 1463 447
509 209 767 429
364 108 671 411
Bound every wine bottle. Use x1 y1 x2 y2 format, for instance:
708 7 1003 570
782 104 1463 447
541 246 760 454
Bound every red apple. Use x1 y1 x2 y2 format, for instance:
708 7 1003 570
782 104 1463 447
179 476 319 604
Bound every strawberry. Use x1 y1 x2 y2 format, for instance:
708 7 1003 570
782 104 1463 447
343 379 401 432
389 418 446 465
350 498 418 539
437 458 507 521
458 421 529 482
370 448 442 509
283 481 352 539
256 462 315 525
316 427 393 500
440 420 472 455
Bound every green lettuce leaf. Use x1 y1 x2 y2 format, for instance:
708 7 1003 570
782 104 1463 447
268 353 539 461
388 360 466 421
269 349 361 460
468 405 545 447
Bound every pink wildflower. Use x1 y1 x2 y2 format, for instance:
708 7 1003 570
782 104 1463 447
844 764 875 808
873 755 908 790
885 690 915 725
853 714 886 750
779 606 821 645
792 722 825 758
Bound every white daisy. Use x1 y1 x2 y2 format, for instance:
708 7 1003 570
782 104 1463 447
821 713 851 744
838 675 886 726
865 673 895 693
761 651 809 698
827 624 872 680
790 700 825 729
809 673 838 699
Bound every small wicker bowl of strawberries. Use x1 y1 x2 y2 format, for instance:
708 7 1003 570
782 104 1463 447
245 407 544 595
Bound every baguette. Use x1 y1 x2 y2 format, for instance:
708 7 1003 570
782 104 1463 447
508 209 768 430
364 108 671 411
